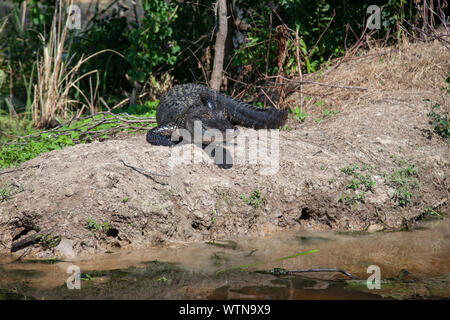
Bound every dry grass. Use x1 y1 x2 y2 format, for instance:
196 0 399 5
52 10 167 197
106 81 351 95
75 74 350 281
326 41 449 91
31 0 122 129
284 40 450 116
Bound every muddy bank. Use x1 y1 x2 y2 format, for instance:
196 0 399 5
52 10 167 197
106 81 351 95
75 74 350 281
0 42 449 258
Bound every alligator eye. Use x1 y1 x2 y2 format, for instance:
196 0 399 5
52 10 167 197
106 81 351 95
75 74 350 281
201 95 216 111
205 99 215 110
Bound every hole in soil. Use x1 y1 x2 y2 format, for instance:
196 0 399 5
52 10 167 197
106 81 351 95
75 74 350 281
106 228 119 238
191 222 200 229
299 207 311 220
12 227 33 241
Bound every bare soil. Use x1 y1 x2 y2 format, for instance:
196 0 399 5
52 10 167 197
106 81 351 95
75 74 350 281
0 41 449 258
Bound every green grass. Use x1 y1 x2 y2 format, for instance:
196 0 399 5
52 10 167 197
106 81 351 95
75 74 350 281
0 101 158 168
0 134 76 168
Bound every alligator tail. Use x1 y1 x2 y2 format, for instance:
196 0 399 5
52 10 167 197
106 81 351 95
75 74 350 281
210 92 288 129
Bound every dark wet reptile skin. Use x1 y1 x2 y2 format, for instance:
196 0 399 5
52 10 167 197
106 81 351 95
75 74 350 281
146 83 288 146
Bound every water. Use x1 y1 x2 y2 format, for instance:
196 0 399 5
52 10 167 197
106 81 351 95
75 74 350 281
0 217 449 299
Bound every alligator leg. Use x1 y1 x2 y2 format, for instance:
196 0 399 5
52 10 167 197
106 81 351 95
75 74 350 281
146 124 178 146
205 143 233 169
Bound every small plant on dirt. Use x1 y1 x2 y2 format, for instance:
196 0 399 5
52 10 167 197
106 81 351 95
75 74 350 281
339 164 375 207
387 164 419 206
0 182 12 201
322 109 339 117
122 197 129 203
85 217 110 233
314 109 339 124
101 222 110 233
424 74 449 139
341 164 375 192
389 154 408 166
422 207 443 219
341 164 359 176
346 178 360 190
427 102 449 139
157 276 169 282
279 124 292 131
338 192 366 206
240 190 266 209
81 273 95 281
315 100 325 107
294 106 308 122
85 217 101 232
37 234 61 250
359 173 376 192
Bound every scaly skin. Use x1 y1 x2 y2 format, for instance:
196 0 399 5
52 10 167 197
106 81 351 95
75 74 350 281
146 83 288 146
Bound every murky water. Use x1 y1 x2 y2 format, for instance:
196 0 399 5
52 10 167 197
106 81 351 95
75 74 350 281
1 217 449 299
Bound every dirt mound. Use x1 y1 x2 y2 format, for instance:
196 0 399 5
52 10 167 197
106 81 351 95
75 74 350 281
0 42 449 258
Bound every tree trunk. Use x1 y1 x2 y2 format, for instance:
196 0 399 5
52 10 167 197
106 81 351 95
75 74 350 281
210 0 228 90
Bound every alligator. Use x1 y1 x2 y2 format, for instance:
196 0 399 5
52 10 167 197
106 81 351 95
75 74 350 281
146 83 288 146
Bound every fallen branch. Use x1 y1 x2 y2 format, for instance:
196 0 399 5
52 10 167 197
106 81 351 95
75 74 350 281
10 227 57 253
259 267 360 280
287 268 360 280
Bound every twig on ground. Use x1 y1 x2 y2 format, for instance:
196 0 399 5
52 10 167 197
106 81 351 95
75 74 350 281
0 164 41 176
120 159 170 178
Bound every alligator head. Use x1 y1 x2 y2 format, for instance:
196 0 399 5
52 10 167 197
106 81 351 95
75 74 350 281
180 93 239 144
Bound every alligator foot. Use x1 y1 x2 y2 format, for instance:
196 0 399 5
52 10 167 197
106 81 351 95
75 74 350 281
203 143 233 169
146 124 178 146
